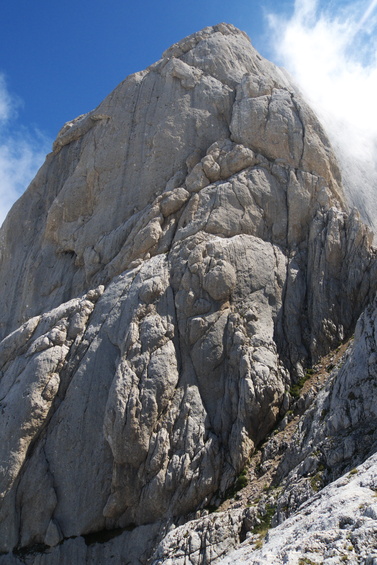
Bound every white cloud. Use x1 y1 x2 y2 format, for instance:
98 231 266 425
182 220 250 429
267 0 377 230
0 75 50 227
0 75 14 123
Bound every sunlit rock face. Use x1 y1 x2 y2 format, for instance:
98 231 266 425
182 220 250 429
0 23 376 563
217 451 377 565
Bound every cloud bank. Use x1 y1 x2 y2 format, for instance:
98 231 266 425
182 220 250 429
0 75 50 227
267 0 377 230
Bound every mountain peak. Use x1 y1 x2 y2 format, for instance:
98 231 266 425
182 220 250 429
0 25 376 564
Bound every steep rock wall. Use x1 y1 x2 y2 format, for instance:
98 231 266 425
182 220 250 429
0 23 376 562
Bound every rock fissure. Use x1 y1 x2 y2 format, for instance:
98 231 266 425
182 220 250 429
290 93 306 168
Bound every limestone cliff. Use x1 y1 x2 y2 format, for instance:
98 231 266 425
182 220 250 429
0 24 377 564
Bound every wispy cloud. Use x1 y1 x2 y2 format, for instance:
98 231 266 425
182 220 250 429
267 0 377 230
0 75 50 227
0 75 14 122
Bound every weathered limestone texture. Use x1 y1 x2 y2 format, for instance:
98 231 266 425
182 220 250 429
0 23 377 564
270 294 377 520
217 452 377 565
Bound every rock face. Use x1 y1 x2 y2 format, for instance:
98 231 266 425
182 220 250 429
0 23 377 564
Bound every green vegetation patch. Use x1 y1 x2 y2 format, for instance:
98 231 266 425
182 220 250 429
224 467 249 500
310 471 324 492
290 374 310 399
252 504 275 537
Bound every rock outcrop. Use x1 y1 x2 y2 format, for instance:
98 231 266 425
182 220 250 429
0 23 377 564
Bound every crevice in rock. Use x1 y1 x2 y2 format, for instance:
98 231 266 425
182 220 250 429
290 93 306 168
13 542 49 560
82 524 137 546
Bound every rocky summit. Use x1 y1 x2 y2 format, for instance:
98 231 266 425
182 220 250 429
0 23 377 564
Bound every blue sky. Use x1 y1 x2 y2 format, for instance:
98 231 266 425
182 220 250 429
1 0 377 224
1 0 284 138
